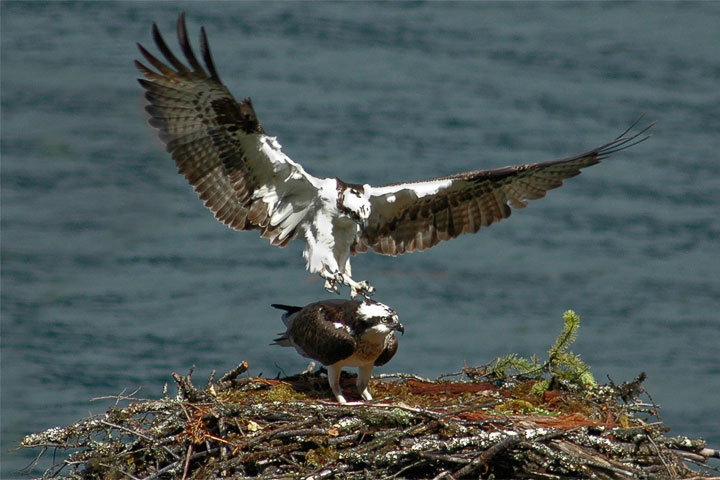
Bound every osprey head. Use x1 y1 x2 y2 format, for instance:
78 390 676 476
337 180 372 224
355 299 404 336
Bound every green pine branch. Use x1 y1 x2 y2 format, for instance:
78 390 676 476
490 353 538 378
548 310 580 361
488 309 596 391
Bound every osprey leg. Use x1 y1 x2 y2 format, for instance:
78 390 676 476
320 268 375 298
356 364 374 401
327 364 347 404
343 261 375 298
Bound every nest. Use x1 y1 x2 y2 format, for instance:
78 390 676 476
21 362 719 479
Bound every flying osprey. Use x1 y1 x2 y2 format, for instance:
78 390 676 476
272 299 403 403
136 13 653 298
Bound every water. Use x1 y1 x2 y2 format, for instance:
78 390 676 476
2 1 719 476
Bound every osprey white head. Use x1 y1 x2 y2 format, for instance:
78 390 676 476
337 180 372 223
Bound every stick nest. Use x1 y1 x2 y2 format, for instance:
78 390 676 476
21 361 719 479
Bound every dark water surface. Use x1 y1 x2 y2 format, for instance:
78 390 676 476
2 1 719 476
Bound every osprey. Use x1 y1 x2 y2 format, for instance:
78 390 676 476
272 299 403 403
136 13 653 298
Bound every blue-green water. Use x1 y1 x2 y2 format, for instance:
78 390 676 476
2 1 719 476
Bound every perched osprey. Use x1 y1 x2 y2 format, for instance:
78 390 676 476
136 13 653 298
272 299 403 403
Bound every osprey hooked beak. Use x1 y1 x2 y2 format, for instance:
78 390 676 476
354 203 371 227
391 317 405 335
359 217 369 234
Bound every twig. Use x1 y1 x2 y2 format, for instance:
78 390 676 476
374 372 434 382
430 470 457 480
271 427 328 439
422 452 470 464
91 386 144 404
19 445 47 474
141 449 214 480
700 448 720 459
674 450 714 463
315 399 443 420
181 444 193 480
436 370 466 380
113 466 142 480
453 435 522 478
141 459 182 480
647 433 676 478
303 469 333 480
381 459 428 479
98 420 180 460
219 361 249 382
239 418 317 450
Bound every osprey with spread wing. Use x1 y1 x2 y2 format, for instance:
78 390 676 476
136 13 653 298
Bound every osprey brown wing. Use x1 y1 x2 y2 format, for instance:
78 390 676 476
135 12 319 247
355 122 653 256
285 302 359 366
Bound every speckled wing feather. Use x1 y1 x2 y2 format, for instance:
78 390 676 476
353 123 653 256
135 12 321 247
280 300 361 366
